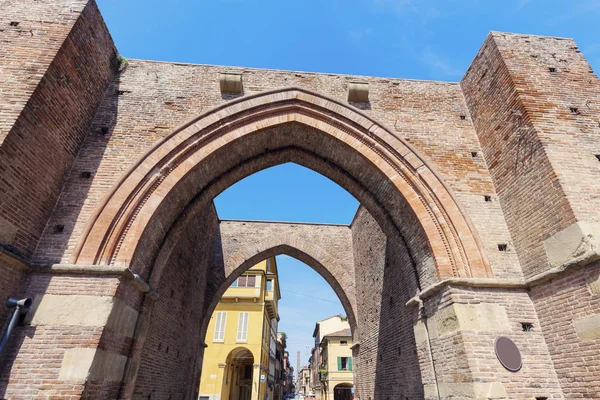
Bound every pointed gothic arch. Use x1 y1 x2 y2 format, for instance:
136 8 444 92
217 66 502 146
73 87 491 280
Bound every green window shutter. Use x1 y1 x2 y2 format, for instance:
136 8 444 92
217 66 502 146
337 357 342 371
348 357 353 371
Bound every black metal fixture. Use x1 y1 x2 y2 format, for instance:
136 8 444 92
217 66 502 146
495 336 522 372
0 297 32 357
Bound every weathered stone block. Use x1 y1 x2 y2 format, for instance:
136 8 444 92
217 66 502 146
424 382 507 399
28 294 138 337
543 221 600 270
60 348 128 381
588 271 600 295
347 82 369 102
430 303 510 338
573 313 600 339
0 217 18 245
220 72 242 94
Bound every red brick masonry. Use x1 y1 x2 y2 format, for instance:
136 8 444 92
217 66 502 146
0 1 599 399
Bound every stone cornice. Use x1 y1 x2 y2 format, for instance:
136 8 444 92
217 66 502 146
406 260 599 307
34 263 128 275
32 264 159 300
406 277 525 307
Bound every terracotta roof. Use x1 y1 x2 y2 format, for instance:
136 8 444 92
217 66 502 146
324 328 352 338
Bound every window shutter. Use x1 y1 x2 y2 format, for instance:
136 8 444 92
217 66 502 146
221 312 226 340
214 312 226 341
214 313 221 341
337 357 342 371
244 313 249 340
248 275 256 287
348 357 353 371
237 312 249 342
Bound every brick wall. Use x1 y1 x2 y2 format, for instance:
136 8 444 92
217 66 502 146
33 56 515 283
0 0 116 260
130 204 219 400
424 287 563 399
462 32 600 279
0 0 86 143
530 263 600 399
462 33 600 399
350 207 383 400
0 273 123 399
351 207 426 400
128 204 218 399
2 1 600 397
492 34 600 228
215 220 357 328
0 252 28 324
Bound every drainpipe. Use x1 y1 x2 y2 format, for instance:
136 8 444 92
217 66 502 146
421 309 442 400
0 297 32 358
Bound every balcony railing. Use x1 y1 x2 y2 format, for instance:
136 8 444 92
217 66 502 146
222 286 261 299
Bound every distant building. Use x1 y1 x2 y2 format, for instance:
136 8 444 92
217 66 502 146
309 348 319 397
310 316 353 400
319 329 353 400
274 333 286 400
282 350 295 396
296 351 301 389
298 366 311 395
198 257 281 400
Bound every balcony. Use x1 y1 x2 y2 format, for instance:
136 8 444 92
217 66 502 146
222 286 261 300
265 289 277 319
318 370 327 382
265 275 278 319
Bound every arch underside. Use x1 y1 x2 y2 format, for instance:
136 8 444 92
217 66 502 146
74 88 491 284
227 347 255 362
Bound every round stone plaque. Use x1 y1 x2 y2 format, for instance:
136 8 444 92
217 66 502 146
495 336 522 372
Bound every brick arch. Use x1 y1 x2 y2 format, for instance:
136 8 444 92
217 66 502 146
73 87 491 279
200 244 356 344
199 220 359 340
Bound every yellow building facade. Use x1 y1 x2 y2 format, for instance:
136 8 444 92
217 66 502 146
199 257 281 400
319 329 353 400
310 316 353 399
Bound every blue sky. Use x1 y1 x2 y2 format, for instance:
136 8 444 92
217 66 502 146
96 0 599 374
215 163 357 371
97 0 600 80
275 255 347 370
215 163 359 224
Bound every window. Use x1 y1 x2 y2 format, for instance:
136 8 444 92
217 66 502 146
340 340 348 346
266 279 273 292
213 312 226 342
337 357 352 371
237 312 249 342
235 274 256 288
